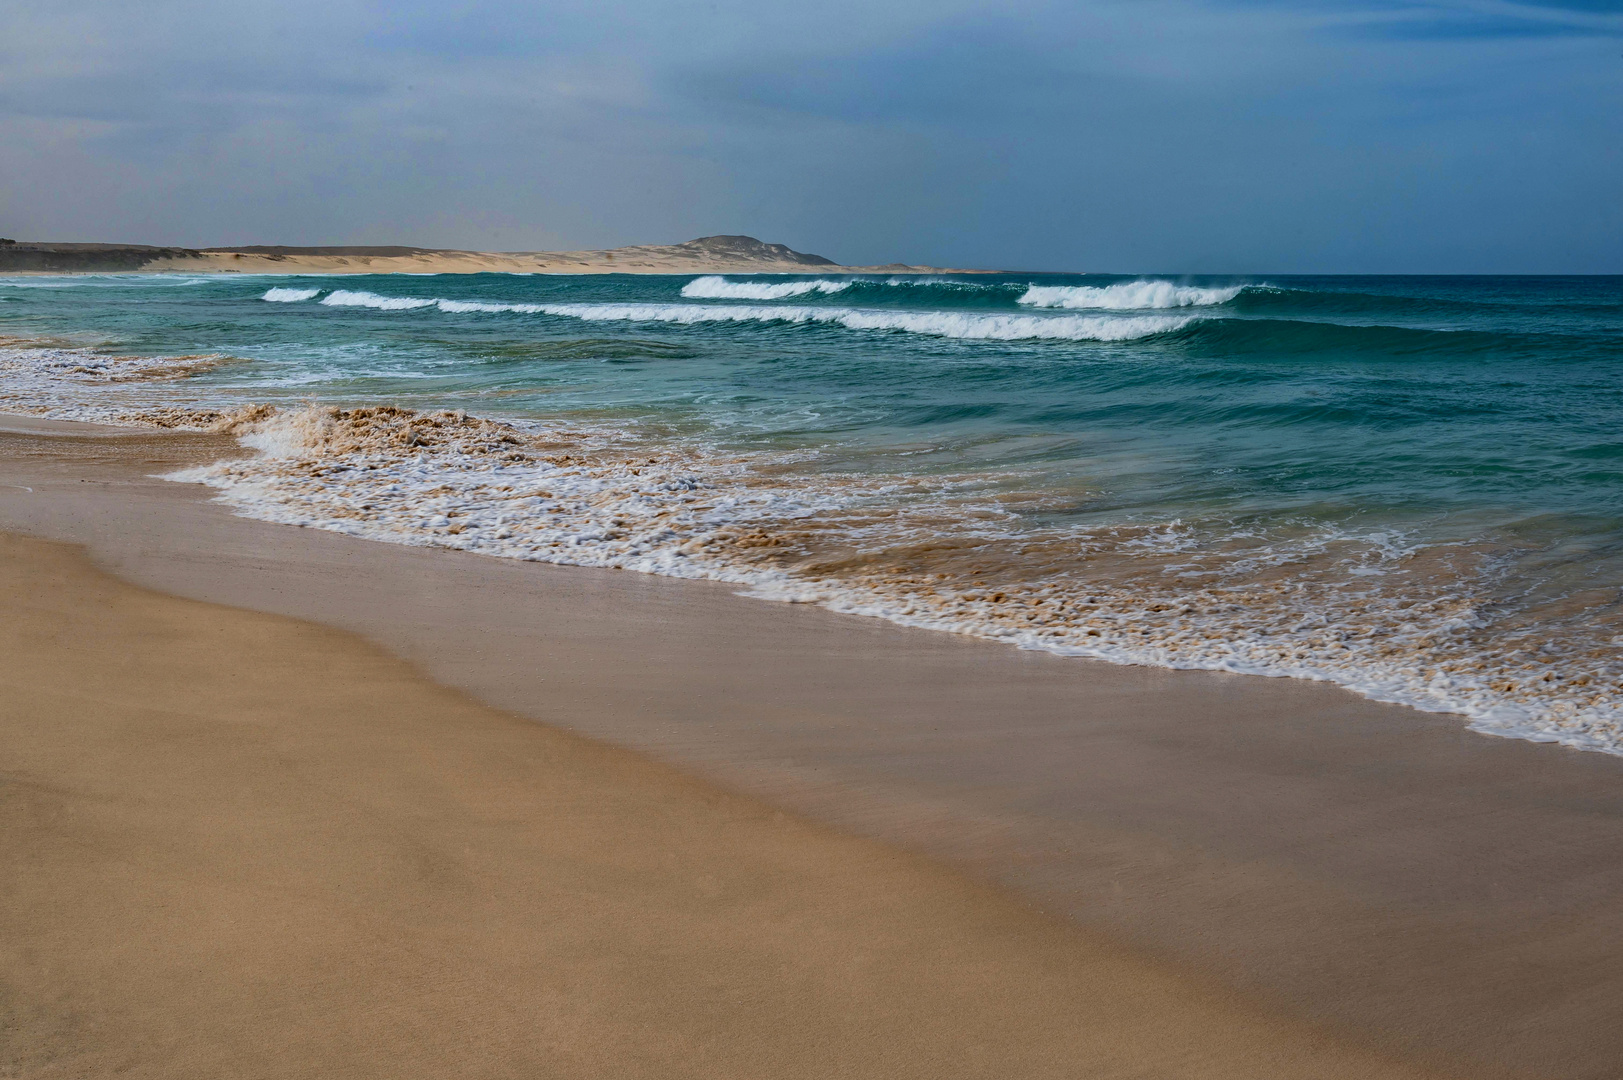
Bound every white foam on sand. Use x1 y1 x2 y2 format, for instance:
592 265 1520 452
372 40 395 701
156 402 1623 757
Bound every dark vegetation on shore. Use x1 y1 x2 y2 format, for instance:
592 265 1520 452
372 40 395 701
0 241 203 272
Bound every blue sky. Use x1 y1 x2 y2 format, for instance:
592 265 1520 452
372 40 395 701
1 0 1618 271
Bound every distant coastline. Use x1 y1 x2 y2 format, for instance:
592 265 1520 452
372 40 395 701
0 234 987 276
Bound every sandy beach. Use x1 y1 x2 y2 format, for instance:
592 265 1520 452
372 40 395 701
3 419 1622 1079
8 0 1617 1071
0 419 1458 1080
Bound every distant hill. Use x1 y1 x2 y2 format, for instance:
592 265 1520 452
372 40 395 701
668 235 836 266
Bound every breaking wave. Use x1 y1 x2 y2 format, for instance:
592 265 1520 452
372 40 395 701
541 304 1195 341
263 287 320 302
681 276 851 300
273 289 1195 342
1019 281 1249 310
320 289 442 310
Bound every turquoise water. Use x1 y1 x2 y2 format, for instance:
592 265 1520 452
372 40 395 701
3 271 1621 749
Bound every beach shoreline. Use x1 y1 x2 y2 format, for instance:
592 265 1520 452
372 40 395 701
12 530 1444 1080
9 272 1612 755
0 421 1456 1080
4 418 1622 1078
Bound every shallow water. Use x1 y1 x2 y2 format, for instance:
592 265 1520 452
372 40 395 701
3 270 1621 750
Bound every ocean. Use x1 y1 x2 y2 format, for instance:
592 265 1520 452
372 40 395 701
3 270 1620 751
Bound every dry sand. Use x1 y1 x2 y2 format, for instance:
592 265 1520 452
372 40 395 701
4 422 1622 1078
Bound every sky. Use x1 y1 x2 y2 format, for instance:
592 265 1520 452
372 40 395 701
0 0 1619 272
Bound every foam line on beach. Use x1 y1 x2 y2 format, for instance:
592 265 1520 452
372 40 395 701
148 402 1623 757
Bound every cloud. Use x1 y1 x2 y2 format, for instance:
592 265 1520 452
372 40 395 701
0 0 1618 270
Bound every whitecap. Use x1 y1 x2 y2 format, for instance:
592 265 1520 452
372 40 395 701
1019 281 1246 310
540 303 1194 342
319 290 439 310
435 299 549 314
680 276 850 300
285 290 1195 342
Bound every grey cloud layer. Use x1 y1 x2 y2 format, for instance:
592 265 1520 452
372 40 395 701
0 0 1618 270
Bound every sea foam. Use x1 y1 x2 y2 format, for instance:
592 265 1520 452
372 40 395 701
268 288 1196 342
320 290 441 310
680 276 851 300
542 303 1194 341
1019 281 1246 310
0 338 236 425
159 401 1623 758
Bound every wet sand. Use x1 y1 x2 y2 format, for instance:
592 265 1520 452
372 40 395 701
4 421 1622 1078
9 531 1448 1079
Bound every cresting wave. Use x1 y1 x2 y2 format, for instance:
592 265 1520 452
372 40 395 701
1019 282 1250 310
279 289 1196 342
542 303 1195 341
680 276 851 300
153 401 1623 757
681 278 1257 308
275 286 1571 356
264 287 320 302
321 289 446 310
